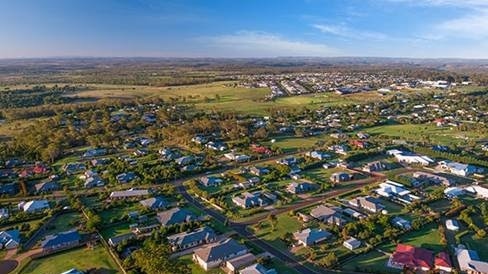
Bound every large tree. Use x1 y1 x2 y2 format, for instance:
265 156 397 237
133 241 191 274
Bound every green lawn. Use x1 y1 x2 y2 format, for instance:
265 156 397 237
100 222 132 239
263 135 328 153
302 167 343 184
253 213 302 250
379 223 444 253
341 251 392 274
98 203 140 225
41 212 81 237
363 124 485 146
377 198 405 215
20 245 120 274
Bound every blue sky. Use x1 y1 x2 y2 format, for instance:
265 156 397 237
1 0 488 58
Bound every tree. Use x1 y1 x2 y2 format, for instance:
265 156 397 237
133 240 190 274
268 214 278 231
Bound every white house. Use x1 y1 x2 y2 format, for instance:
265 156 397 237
387 149 434 166
465 185 488 199
446 219 460 231
343 237 361 250
18 200 49 213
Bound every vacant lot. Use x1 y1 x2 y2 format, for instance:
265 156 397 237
20 245 120 274
363 124 485 146
341 250 391 273
379 223 443 253
253 213 302 250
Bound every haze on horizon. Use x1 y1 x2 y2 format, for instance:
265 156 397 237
1 0 488 59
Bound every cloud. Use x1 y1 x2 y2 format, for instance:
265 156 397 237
384 0 488 9
436 9 488 38
202 31 338 57
312 24 388 40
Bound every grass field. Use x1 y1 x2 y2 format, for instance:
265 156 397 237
379 223 444 253
363 124 485 146
40 212 81 238
341 250 392 273
20 245 120 274
253 213 302 250
264 135 327 153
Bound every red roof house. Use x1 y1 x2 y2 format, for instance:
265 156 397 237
390 244 434 271
435 251 452 272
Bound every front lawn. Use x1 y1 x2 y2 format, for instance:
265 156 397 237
253 213 302 250
20 245 120 274
341 250 391 274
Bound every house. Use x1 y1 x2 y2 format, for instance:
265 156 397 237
348 196 384 213
139 196 169 210
351 139 369 149
226 253 258 273
116 172 137 184
61 268 84 274
205 141 227 151
465 185 488 199
375 180 420 204
276 157 297 166
175 156 195 166
322 162 336 169
249 166 270 177
412 172 452 187
0 229 20 249
83 170 104 188
193 239 248 271
224 153 251 163
232 192 268 209
34 180 60 193
109 188 150 199
306 151 331 160
293 228 331 247
310 205 345 226
343 237 361 250
192 135 208 145
363 161 387 172
456 246 488 274
159 148 181 160
440 161 479 177
0 208 9 219
287 181 317 194
387 149 434 166
435 251 453 273
240 263 277 274
444 187 464 198
82 148 107 158
0 182 18 196
108 232 136 247
63 162 86 175
330 172 352 183
41 230 81 252
199 176 223 187
18 199 49 213
167 227 217 251
90 158 110 167
446 219 460 231
157 207 196 226
389 244 433 271
392 217 412 230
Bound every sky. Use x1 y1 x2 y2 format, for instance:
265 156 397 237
1 0 488 59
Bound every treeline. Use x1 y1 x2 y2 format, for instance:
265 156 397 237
0 85 79 109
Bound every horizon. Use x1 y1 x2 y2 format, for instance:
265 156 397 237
2 0 488 59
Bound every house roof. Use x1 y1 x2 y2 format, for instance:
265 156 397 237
108 232 136 246
293 228 331 246
139 196 168 209
435 251 452 268
240 263 276 274
310 205 337 219
41 230 80 248
391 244 433 269
157 207 195 226
194 238 247 262
109 189 149 198
167 226 216 247
0 229 20 245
